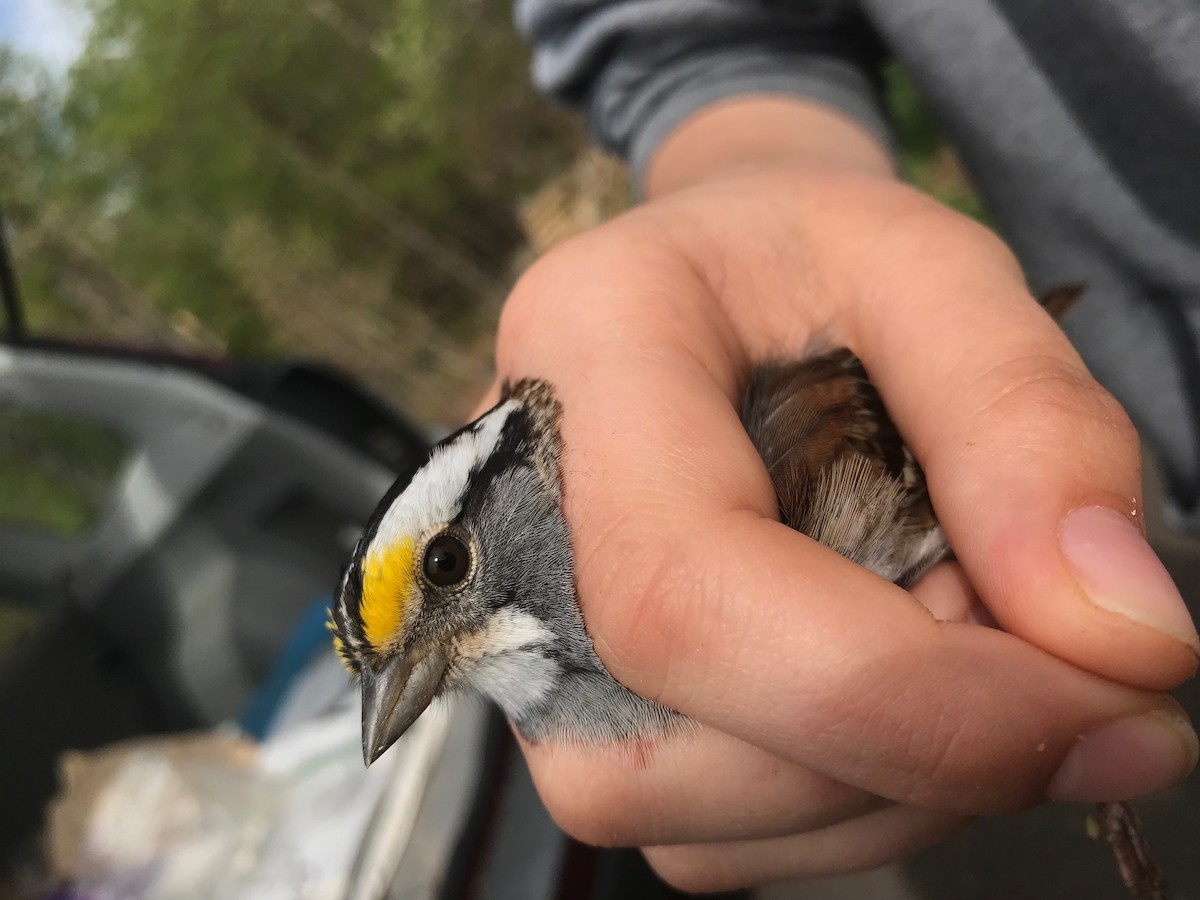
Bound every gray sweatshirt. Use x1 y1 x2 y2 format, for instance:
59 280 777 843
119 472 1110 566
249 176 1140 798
516 0 1200 525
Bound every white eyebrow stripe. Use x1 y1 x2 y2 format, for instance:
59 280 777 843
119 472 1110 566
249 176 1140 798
371 400 517 551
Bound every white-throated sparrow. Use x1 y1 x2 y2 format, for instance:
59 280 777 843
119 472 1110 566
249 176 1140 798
331 285 1084 762
329 283 1170 900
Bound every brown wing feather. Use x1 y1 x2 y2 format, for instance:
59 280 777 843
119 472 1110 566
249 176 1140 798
739 284 1084 587
1039 282 1087 322
740 350 942 586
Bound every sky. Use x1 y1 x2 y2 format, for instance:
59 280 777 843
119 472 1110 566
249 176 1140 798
0 0 91 77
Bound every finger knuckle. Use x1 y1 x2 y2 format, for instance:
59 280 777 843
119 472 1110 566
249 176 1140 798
872 200 1023 279
499 244 591 344
503 213 667 318
581 519 698 684
902 710 979 802
499 226 691 373
537 774 642 847
879 684 1043 813
967 355 1139 460
643 847 735 894
1086 383 1140 447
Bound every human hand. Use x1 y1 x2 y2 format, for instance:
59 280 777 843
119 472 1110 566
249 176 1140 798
484 101 1198 890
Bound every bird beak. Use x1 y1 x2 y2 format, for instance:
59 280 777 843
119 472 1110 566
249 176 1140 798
360 646 449 765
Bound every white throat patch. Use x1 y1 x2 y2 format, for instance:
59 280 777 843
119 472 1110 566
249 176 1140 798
453 607 559 717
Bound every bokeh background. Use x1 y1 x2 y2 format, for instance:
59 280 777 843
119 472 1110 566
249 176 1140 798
0 0 977 427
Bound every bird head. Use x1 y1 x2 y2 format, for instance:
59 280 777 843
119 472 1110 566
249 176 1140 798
330 379 577 764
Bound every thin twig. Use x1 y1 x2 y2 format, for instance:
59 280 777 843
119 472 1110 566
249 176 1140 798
1094 801 1170 900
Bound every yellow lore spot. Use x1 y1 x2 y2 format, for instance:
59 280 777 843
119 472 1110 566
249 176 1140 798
361 537 417 650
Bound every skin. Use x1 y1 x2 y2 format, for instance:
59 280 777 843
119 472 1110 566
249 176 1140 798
481 97 1200 891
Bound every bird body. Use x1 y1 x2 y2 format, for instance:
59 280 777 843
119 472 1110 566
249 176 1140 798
332 285 1084 765
332 351 945 763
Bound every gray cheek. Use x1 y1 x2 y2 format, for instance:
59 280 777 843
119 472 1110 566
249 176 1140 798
473 469 571 597
465 466 611 678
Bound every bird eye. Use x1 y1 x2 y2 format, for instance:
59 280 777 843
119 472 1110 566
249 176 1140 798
422 533 471 587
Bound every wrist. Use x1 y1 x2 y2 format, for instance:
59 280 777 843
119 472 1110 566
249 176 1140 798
644 96 897 200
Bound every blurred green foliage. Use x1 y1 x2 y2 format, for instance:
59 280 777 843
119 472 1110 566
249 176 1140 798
0 5 980 431
0 603 37 660
2 0 583 423
0 409 128 534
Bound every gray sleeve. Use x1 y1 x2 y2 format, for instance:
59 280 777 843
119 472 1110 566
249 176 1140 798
514 0 894 185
